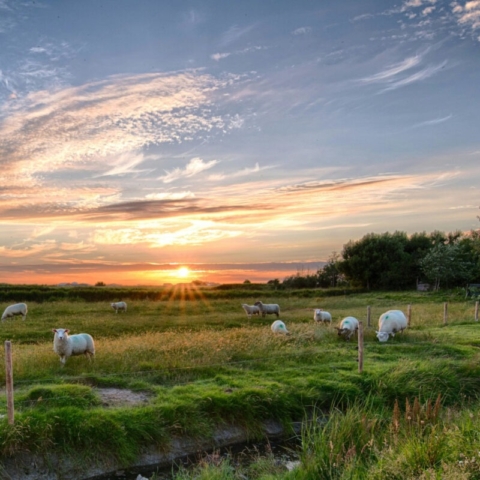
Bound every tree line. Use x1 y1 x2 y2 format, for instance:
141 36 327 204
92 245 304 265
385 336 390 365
274 229 480 291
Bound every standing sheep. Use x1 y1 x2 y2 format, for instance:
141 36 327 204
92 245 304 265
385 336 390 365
376 310 408 342
52 328 95 366
335 316 359 341
271 320 290 335
111 301 127 313
241 303 260 319
2 303 28 321
254 301 280 318
313 309 332 324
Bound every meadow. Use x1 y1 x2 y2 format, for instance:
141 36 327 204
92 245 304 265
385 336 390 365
0 287 480 478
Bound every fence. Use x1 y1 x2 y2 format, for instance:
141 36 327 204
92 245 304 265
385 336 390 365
2 300 479 424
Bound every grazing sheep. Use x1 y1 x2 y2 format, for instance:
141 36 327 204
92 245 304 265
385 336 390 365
52 328 95 366
376 310 408 343
1 303 28 322
335 316 359 341
254 301 280 318
313 309 332 324
271 320 290 335
111 301 127 313
241 303 260 319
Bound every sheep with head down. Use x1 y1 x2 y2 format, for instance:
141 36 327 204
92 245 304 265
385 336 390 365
2 303 28 322
52 328 95 366
376 310 408 342
271 320 290 335
335 316 359 341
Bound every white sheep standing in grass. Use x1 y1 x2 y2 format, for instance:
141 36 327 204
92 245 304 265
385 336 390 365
313 309 332 324
335 316 359 341
271 320 290 335
52 328 95 366
254 301 280 318
241 303 260 319
111 301 127 313
376 310 408 343
1 303 28 322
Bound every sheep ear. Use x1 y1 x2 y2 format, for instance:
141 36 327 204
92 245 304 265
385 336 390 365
65 329 70 333
52 328 57 333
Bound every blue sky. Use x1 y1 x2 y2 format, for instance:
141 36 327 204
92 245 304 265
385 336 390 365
0 0 479 285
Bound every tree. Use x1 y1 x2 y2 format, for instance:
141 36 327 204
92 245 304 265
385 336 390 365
419 243 475 290
95 281 106 287
317 252 344 288
338 232 413 290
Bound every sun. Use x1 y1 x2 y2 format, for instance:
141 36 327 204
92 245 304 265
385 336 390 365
176 266 190 278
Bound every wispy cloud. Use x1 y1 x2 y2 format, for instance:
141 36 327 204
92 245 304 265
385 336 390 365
0 71 240 188
208 162 274 181
412 114 452 128
358 54 447 92
219 24 256 47
158 157 219 183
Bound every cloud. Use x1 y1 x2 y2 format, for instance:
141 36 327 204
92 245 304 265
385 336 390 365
158 157 219 183
97 151 150 177
358 54 447 92
145 191 196 200
292 26 311 35
452 1 480 37
93 220 242 248
0 71 239 187
359 56 422 83
208 162 274 181
220 24 256 47
412 114 452 128
211 52 231 61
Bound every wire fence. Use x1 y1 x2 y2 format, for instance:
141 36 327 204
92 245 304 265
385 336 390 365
1 301 479 421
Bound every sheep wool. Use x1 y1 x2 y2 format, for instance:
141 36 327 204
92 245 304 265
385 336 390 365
53 328 95 365
1 303 28 321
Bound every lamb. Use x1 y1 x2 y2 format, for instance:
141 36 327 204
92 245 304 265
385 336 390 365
1 303 28 321
52 328 95 366
376 310 408 343
111 301 127 313
271 320 290 335
241 303 260 319
313 309 332 324
254 301 280 318
335 316 359 341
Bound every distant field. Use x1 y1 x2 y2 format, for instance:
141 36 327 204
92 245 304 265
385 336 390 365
0 288 479 477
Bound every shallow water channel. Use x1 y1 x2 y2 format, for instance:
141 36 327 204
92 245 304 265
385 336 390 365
87 437 301 480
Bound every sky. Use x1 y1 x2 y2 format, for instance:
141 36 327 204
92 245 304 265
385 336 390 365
0 0 480 286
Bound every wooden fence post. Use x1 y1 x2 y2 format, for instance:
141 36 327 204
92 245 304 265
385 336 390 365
367 306 371 328
443 302 448 325
358 321 364 373
5 341 14 425
407 304 412 327
475 301 479 322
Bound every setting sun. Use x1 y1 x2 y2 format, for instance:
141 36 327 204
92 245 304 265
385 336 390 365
176 267 190 278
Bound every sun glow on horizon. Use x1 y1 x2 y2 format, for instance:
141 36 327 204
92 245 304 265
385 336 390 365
176 266 190 278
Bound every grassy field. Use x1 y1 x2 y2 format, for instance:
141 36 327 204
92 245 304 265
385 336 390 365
0 288 480 478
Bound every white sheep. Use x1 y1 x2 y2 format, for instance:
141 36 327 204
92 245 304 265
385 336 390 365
271 320 290 335
313 309 332 324
111 301 127 313
335 316 359 341
52 328 95 366
241 303 260 319
1 303 28 322
376 310 408 342
254 301 280 318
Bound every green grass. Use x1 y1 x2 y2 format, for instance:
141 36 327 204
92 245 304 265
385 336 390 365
0 289 479 474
